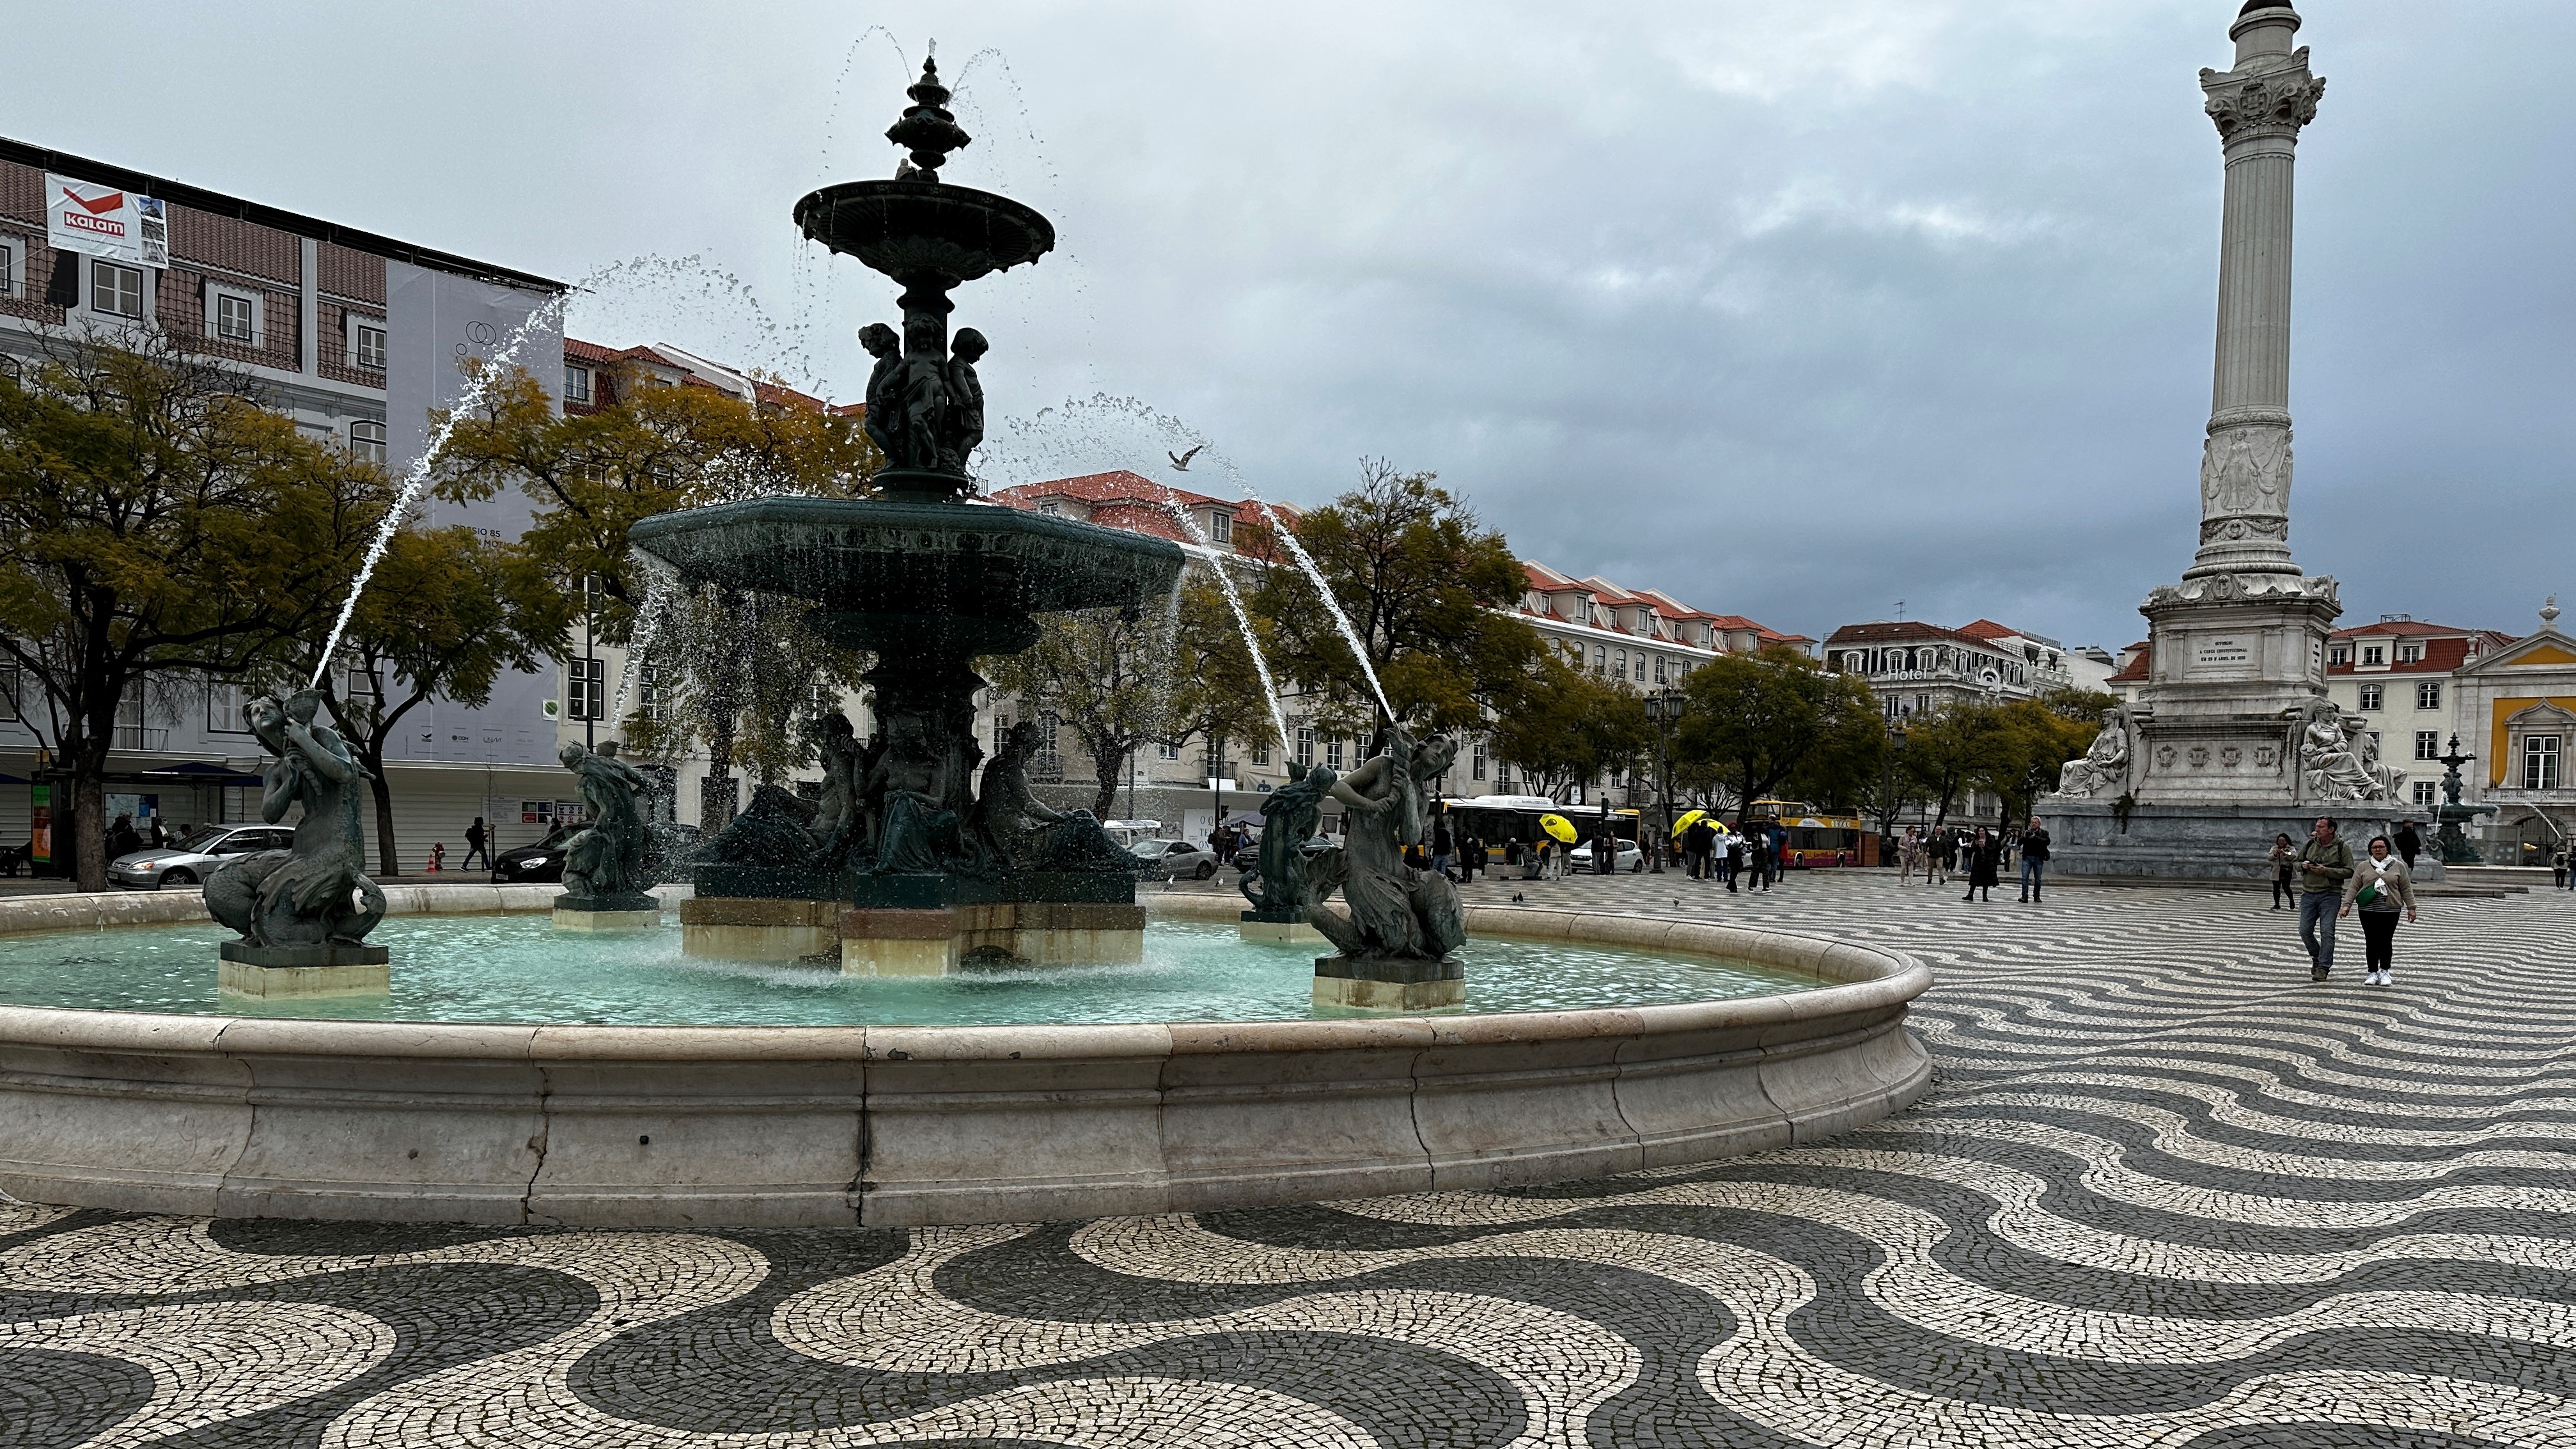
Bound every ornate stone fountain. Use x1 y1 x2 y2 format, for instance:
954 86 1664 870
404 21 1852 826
628 59 1182 974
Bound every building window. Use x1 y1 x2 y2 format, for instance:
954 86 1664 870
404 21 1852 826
1325 738 1344 771
2361 645 2385 666
563 364 592 403
1033 714 1061 780
350 319 386 370
638 664 665 723
2398 644 2423 663
1613 649 1627 682
566 657 605 721
2523 734 2560 791
2414 730 2440 762
1593 645 1605 677
1295 725 1313 769
2416 682 2441 710
2329 646 2351 666
1653 655 1667 685
205 285 262 345
1495 762 1512 789
92 262 144 319
1037 500 1059 516
2357 684 2384 711
1156 740 1180 761
205 680 250 733
1471 744 1487 781
2412 781 2437 808
1209 510 1232 545
1249 740 1270 766
348 419 386 466
0 239 17 299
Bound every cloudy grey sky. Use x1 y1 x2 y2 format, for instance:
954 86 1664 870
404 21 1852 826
15 2 2573 652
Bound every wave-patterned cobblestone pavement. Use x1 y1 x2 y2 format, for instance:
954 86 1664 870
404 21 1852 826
4 874 2572 1446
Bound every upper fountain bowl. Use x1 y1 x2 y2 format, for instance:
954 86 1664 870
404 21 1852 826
795 180 1055 285
628 495 1184 653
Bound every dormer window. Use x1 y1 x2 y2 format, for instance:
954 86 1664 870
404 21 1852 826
1208 510 1232 545
2329 646 2352 666
2361 645 2385 666
2398 644 2422 664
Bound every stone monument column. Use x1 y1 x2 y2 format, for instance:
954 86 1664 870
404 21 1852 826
2187 2 2325 579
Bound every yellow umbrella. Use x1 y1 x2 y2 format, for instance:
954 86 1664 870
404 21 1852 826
1670 809 1708 837
1540 813 1577 843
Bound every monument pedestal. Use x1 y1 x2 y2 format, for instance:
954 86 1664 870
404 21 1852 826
217 941 391 999
552 893 662 932
2037 800 2440 884
1240 908 1325 945
1313 955 1465 1012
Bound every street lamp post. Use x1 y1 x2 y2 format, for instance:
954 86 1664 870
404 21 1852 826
1644 688 1684 874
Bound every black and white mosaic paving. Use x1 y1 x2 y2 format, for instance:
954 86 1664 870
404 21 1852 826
6 873 2573 1446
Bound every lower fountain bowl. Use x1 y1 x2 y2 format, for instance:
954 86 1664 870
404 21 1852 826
0 888 1930 1228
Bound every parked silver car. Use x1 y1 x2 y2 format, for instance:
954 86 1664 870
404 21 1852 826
109 822 296 889
1128 837 1219 880
1566 838 1644 873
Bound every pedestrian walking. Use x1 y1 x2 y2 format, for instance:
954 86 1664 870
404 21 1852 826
463 817 492 872
2555 849 2568 891
2391 821 2422 870
2017 817 2051 903
1431 815 1456 881
1898 827 1923 885
2340 835 2418 987
2266 833 2296 910
1722 828 1742 891
1962 826 2001 902
1749 830 1774 891
2295 816 2355 981
1462 831 1484 882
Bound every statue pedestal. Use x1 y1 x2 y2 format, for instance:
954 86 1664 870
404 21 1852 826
552 893 662 932
1240 909 1325 945
1313 955 1465 1012
217 941 391 999
841 903 1144 976
2035 800 2440 883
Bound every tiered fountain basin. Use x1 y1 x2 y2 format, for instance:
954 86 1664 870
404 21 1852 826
0 886 1930 1228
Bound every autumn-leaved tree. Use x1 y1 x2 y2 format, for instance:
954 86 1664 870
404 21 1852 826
1250 460 1543 739
434 361 877 642
0 333 388 889
1671 646 1885 820
318 525 572 875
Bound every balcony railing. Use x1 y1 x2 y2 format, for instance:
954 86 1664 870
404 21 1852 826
113 726 171 752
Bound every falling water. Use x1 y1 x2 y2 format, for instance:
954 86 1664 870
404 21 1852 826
1213 462 1393 725
309 290 572 682
611 552 685 721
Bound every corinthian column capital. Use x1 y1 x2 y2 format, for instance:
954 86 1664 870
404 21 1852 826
2199 48 2325 144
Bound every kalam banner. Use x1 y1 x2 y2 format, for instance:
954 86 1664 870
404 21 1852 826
45 175 168 267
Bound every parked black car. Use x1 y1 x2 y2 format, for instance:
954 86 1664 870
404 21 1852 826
490 827 574 884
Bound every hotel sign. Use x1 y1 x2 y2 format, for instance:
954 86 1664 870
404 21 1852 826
45 175 169 267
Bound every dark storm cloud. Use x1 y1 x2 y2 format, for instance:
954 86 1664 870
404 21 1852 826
13 1 2573 649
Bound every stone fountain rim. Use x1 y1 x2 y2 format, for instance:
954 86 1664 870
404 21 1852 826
0 886 1928 1060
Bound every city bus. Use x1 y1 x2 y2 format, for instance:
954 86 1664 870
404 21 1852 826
1741 800 1871 867
1434 795 1639 866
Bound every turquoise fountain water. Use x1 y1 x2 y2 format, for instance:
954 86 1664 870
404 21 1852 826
0 916 1804 1027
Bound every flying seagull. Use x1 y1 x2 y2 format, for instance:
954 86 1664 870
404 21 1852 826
1168 445 1203 472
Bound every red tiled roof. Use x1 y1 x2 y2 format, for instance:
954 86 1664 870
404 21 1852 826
2326 634 2511 677
991 471 1234 512
2329 620 2488 639
1954 618 2023 643
2109 645 2151 684
1823 620 1991 650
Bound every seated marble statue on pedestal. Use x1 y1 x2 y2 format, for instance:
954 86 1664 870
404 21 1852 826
2298 700 2391 803
2056 707 2135 799
1304 726 1466 963
557 740 659 910
205 690 387 959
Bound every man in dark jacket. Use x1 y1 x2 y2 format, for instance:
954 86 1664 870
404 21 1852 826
2017 817 2052 903
2295 816 2355 981
2392 821 2423 870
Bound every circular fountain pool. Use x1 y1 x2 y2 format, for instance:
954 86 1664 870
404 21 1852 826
0 914 1807 1026
0 888 1931 1230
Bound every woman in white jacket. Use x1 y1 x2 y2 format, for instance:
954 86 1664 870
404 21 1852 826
2339 834 2419 987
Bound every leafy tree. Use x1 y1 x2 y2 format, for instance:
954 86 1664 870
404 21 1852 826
1488 660 1653 803
0 334 387 889
434 362 877 641
987 569 1274 818
1671 646 1885 821
623 586 866 820
1898 700 2011 831
1250 460 1544 738
1976 690 2118 829
316 526 572 875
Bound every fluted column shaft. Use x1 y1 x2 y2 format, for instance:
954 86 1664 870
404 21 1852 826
2185 9 2323 579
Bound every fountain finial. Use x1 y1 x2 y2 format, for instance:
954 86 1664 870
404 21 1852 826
887 56 971 181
